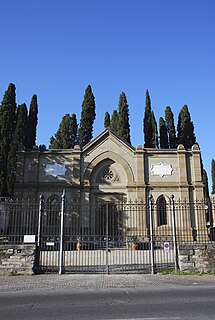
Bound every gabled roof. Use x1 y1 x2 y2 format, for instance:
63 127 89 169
82 128 135 153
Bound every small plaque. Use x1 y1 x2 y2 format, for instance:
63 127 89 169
24 235 36 243
46 242 55 246
44 162 66 177
151 163 173 177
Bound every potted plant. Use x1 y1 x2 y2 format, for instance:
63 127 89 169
131 236 138 250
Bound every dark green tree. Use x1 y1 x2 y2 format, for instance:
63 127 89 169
117 92 131 144
38 144 47 150
143 89 152 147
212 159 215 194
70 113 78 147
159 117 169 148
78 85 96 147
49 113 78 149
151 111 158 148
177 105 196 149
104 111 111 129
143 89 157 148
26 94 38 149
15 104 28 148
49 136 60 149
110 110 119 133
6 103 28 196
165 106 177 148
202 169 209 201
0 83 17 196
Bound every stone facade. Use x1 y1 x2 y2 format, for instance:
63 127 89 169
14 129 206 238
14 129 204 202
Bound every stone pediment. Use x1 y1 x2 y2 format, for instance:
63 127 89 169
82 129 135 156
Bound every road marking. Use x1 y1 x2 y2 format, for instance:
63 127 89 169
107 318 182 320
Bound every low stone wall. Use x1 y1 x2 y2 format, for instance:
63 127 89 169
0 244 37 275
178 243 215 272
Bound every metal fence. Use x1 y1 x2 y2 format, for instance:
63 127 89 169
0 195 214 274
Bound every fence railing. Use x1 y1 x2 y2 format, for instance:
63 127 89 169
0 196 214 245
1 195 215 274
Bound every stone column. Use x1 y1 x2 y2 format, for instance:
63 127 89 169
191 144 206 241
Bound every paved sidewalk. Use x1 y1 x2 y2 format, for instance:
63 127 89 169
0 273 215 293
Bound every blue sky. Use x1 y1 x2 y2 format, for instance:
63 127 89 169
0 0 214 191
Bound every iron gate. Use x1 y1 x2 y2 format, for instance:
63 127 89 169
0 195 211 274
37 193 179 274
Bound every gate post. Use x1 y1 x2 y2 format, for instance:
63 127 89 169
37 194 44 247
105 203 109 274
170 195 178 270
149 195 155 274
59 190 65 275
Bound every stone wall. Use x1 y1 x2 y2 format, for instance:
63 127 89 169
178 243 215 272
0 244 36 275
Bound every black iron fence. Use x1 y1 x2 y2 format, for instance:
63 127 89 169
0 195 214 274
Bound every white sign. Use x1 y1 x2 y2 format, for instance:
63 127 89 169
164 242 170 252
24 235 36 243
151 163 173 177
44 162 66 177
46 242 55 246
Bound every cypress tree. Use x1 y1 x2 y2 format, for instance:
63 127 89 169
165 106 177 148
143 89 152 147
151 111 158 148
104 112 111 129
159 117 169 148
143 89 157 148
0 83 16 196
78 85 96 148
212 159 215 194
70 113 78 147
7 103 28 196
110 110 119 133
177 105 196 149
202 169 209 200
14 104 28 148
117 92 131 144
49 113 78 149
26 94 38 149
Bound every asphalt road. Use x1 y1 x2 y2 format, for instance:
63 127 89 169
0 274 214 320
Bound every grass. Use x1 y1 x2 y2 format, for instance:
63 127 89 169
159 268 215 276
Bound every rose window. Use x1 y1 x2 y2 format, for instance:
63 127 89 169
103 169 114 181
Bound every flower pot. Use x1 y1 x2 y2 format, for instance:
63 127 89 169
131 243 137 250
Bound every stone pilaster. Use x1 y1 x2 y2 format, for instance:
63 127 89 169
135 146 146 201
177 144 189 200
191 144 204 200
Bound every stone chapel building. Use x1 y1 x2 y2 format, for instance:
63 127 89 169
14 128 204 203
13 129 207 239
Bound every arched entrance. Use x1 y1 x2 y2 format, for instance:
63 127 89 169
88 157 128 236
